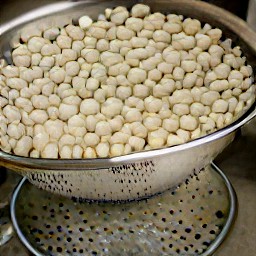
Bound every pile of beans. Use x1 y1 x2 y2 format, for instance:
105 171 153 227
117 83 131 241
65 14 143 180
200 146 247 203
0 4 255 158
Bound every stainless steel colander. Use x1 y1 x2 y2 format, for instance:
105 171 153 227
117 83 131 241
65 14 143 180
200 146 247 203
10 163 237 256
0 0 256 201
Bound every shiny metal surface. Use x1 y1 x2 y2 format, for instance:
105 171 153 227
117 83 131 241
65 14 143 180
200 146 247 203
10 163 237 256
0 0 256 201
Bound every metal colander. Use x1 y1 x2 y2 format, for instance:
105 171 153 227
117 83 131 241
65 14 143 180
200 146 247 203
10 163 236 256
1 0 256 202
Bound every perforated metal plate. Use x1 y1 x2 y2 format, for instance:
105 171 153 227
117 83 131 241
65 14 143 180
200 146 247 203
11 163 236 256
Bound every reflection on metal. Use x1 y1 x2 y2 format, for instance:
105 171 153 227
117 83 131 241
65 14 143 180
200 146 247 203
0 202 14 246
247 0 256 31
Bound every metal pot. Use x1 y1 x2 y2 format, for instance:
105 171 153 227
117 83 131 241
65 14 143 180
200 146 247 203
0 0 256 201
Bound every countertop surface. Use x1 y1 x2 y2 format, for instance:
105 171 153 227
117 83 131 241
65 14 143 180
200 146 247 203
0 1 256 255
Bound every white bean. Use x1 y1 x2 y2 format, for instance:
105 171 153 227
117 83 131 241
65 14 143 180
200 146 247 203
84 133 100 147
162 116 179 132
44 119 64 139
59 103 79 121
128 136 145 151
143 115 162 131
87 26 106 39
209 80 229 92
83 147 97 158
96 142 110 157
169 89 194 105
110 144 125 157
79 16 93 29
1 66 19 78
180 115 198 131
72 145 83 158
29 109 48 124
127 68 147 84
177 129 190 142
183 18 201 35
173 103 190 116
3 105 21 123
95 121 112 136
101 97 123 118
190 102 205 117
125 17 144 32
80 98 100 115
43 27 60 40
183 73 197 88
110 6 129 25
195 34 212 50
167 134 184 146
33 132 49 151
163 22 182 34
212 99 229 113
14 136 33 157
131 4 150 18
200 91 220 106
81 49 100 63
7 123 25 140
41 142 58 158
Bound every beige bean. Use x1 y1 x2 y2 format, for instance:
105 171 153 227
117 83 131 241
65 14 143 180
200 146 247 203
183 73 197 89
177 129 190 143
41 142 58 158
209 80 229 92
12 135 32 157
43 27 60 40
173 103 190 116
172 32 196 50
95 121 112 136
65 25 85 40
127 68 147 84
100 51 124 67
81 49 100 63
110 144 125 157
183 18 201 35
131 4 150 18
169 89 194 105
80 99 100 115
7 123 25 140
110 6 129 25
33 132 49 151
1 66 19 78
148 128 168 148
212 99 229 113
108 116 123 132
162 117 179 132
190 102 205 117
128 136 145 151
143 115 162 131
167 134 184 146
200 91 220 106
144 13 165 30
83 133 100 147
163 22 182 34
29 109 48 124
44 119 64 139
3 105 21 123
95 142 110 157
101 97 123 117
207 28 222 44
180 115 198 131
125 17 144 32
